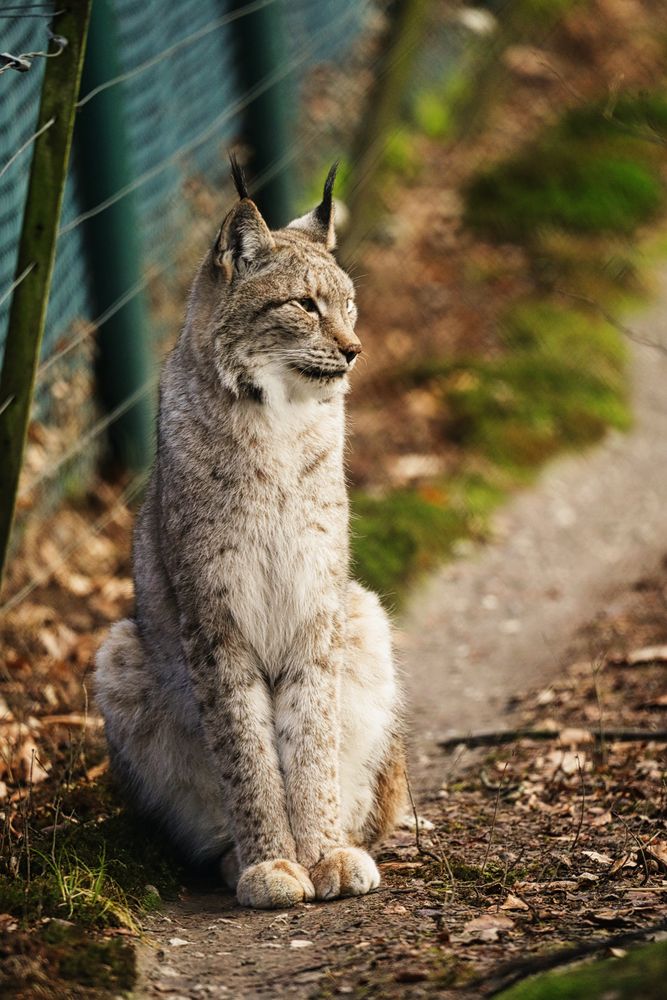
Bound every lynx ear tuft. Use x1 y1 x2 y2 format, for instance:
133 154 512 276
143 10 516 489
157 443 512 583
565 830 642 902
315 161 338 235
229 151 250 201
287 161 338 250
214 200 275 282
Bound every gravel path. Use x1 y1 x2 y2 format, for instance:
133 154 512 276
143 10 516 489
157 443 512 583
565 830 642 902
402 274 667 769
137 274 667 997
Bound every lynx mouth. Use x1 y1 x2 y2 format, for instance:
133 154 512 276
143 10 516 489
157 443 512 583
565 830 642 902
291 364 347 381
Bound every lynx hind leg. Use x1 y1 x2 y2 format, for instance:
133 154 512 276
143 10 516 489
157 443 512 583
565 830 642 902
340 583 407 849
94 619 231 863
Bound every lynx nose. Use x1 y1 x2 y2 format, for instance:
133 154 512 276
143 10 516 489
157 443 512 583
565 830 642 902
341 344 361 365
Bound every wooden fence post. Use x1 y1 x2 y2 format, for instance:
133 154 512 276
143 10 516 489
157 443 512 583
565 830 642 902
0 0 93 593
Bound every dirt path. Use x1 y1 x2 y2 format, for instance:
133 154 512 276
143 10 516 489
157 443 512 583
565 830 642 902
403 274 667 775
137 277 667 998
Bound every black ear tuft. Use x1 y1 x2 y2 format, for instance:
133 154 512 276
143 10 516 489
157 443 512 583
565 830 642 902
315 161 338 228
229 151 250 201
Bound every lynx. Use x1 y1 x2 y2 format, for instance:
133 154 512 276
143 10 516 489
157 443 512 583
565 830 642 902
94 159 406 909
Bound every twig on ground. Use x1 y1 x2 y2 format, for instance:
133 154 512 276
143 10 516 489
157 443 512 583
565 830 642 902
610 818 659 886
439 729 667 750
404 768 439 863
554 287 667 355
36 714 103 728
570 755 586 855
404 768 457 899
482 762 508 876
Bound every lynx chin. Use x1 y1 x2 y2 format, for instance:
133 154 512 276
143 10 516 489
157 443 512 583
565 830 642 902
95 157 406 909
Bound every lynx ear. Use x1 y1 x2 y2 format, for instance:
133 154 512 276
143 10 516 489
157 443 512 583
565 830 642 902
214 155 275 281
287 162 338 250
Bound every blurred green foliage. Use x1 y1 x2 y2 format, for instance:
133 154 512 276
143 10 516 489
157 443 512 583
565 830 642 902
351 475 502 599
465 93 667 240
439 303 629 468
511 0 582 28
412 70 471 140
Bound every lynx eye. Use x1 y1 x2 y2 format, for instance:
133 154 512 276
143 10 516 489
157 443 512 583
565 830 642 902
295 297 319 314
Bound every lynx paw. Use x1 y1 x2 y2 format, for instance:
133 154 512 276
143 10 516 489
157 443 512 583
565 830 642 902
311 847 380 901
236 860 315 910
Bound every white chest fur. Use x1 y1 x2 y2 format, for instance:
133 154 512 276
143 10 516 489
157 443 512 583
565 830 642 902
218 398 345 672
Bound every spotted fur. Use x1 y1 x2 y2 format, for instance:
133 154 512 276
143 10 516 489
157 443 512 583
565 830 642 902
94 168 406 909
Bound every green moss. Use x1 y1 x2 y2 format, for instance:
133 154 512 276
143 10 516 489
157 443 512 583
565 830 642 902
441 304 630 468
41 922 136 991
465 92 667 242
0 776 182 928
559 92 667 145
351 296 630 599
465 148 662 240
496 940 667 1000
351 474 502 599
0 921 136 997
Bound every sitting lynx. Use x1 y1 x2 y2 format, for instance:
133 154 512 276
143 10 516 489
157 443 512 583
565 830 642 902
95 159 406 909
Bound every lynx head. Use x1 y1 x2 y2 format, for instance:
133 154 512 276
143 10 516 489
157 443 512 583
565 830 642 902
196 156 360 406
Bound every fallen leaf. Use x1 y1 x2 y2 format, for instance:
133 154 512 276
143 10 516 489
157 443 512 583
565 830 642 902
15 739 49 783
500 894 529 911
559 728 594 746
646 842 667 872
453 913 514 944
590 909 632 926
559 751 581 775
394 968 428 983
582 850 613 866
398 813 435 832
608 854 636 877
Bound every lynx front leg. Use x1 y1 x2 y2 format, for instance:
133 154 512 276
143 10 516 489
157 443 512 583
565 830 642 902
274 623 379 902
181 616 314 909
